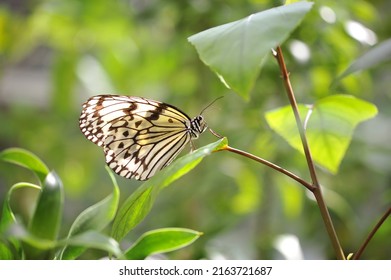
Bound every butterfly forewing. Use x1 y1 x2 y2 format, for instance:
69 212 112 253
79 95 205 180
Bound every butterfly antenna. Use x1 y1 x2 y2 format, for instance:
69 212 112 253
199 96 224 115
198 96 225 139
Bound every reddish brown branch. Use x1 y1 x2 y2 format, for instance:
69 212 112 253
222 145 314 191
272 46 345 260
353 206 391 259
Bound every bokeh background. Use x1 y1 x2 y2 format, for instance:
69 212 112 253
0 0 390 259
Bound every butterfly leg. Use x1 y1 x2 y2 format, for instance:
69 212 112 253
189 140 196 152
209 128 223 139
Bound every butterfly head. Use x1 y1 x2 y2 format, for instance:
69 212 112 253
189 115 207 139
190 96 222 139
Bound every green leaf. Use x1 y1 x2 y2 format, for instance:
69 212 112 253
124 228 202 260
0 148 50 183
7 224 57 253
265 95 378 174
0 242 15 260
0 183 41 260
336 39 391 82
188 1 313 99
5 226 122 259
112 183 158 242
58 167 120 259
29 172 64 240
59 231 123 259
0 198 18 235
68 173 119 236
0 182 41 233
8 223 57 251
26 171 63 258
111 138 227 242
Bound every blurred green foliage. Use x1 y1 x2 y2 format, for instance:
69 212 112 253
1 0 390 259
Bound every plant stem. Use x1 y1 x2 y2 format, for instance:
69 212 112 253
353 206 391 260
273 47 319 187
222 145 314 191
273 46 345 260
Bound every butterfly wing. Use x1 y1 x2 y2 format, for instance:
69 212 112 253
79 95 193 180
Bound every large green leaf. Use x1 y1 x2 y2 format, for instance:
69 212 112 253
111 138 227 242
0 148 49 183
58 167 120 259
188 1 313 99
124 228 202 260
265 95 378 174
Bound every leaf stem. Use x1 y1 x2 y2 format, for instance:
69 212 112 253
273 46 345 260
353 206 391 260
221 145 314 191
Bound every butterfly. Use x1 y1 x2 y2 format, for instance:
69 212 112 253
79 95 211 180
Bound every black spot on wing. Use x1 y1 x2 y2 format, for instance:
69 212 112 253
135 120 142 128
145 103 168 121
148 112 160 121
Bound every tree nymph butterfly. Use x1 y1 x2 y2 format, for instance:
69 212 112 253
79 95 219 181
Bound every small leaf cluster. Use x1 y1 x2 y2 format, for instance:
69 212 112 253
0 139 227 259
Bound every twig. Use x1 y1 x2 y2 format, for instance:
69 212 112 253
353 206 391 260
273 46 345 260
221 145 315 191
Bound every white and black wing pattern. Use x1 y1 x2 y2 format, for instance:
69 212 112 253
79 95 207 180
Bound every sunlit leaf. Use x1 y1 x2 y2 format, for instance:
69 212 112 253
124 228 202 260
188 2 313 99
111 138 227 241
0 148 49 183
265 95 378 173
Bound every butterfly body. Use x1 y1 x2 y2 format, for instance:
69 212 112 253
79 95 207 180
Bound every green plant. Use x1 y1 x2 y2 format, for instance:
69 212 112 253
0 147 214 259
187 1 388 259
1 1 390 260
